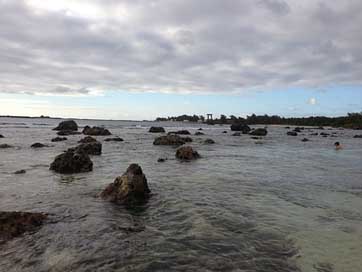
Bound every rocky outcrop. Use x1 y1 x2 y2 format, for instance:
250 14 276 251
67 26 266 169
0 144 12 149
53 120 78 131
0 211 47 243
104 137 124 142
100 164 150 205
50 148 93 174
168 130 191 135
176 146 200 160
82 126 111 136
195 132 204 135
31 143 47 148
57 130 81 136
149 127 165 133
153 135 186 146
249 128 268 136
287 131 298 136
75 142 102 155
78 136 97 143
204 139 215 144
51 137 67 142
230 123 251 134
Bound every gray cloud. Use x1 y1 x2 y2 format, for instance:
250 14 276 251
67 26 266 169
0 0 361 96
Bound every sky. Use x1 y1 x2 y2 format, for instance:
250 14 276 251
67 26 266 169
0 0 361 120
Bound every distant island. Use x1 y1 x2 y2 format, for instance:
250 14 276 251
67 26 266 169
156 112 362 129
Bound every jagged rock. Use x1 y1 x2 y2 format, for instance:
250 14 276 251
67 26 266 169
100 164 150 205
53 120 78 131
195 132 205 135
301 138 309 142
78 136 97 143
50 148 93 174
354 135 362 138
168 130 191 135
14 170 26 174
104 137 124 142
75 142 102 155
82 126 111 136
204 139 215 144
250 128 268 136
287 131 298 136
153 135 186 146
31 143 47 148
176 146 200 160
51 137 67 142
0 144 13 149
149 127 165 133
0 211 47 242
57 130 81 136
230 123 251 134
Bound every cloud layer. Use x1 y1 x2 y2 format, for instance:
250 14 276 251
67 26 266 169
1 0 361 95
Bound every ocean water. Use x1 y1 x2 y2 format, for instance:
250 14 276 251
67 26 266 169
0 117 361 272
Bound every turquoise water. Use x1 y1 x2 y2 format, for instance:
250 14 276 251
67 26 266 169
0 117 361 271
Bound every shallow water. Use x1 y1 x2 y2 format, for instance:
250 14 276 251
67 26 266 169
0 117 361 272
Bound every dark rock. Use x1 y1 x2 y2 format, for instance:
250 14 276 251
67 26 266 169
222 131 228 134
100 164 150 205
320 132 330 136
176 146 200 160
310 133 318 136
287 131 298 136
230 123 251 134
0 134 4 138
0 144 13 149
76 142 102 155
50 148 93 174
251 136 262 140
294 127 304 132
149 127 165 133
198 128 203 130
51 137 67 142
317 126 325 130
301 138 309 142
104 137 124 142
182 136 193 143
82 126 111 136
57 130 81 136
250 128 268 136
195 132 204 135
284 126 290 129
31 143 46 148
0 211 47 243
168 130 191 135
157 158 167 162
153 135 186 146
232 132 241 136
204 139 215 144
53 120 78 131
353 135 362 138
78 136 97 143
14 170 26 174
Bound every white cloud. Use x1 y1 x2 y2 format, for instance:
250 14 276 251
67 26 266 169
308 97 317 105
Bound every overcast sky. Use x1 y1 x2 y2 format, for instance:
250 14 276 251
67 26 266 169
0 0 361 119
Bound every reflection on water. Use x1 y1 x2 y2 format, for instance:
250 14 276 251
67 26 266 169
0 117 362 271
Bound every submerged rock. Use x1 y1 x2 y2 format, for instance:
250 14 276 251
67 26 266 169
149 127 165 133
83 126 111 136
53 120 78 131
78 136 97 143
198 128 203 130
0 134 4 138
320 132 330 136
76 142 102 155
176 146 200 160
183 136 193 143
51 137 67 142
0 144 13 149
294 127 304 132
204 138 215 144
168 130 191 135
0 211 47 243
195 132 205 136
157 158 167 162
50 148 93 174
249 128 268 136
104 137 124 142
310 133 318 136
14 170 26 174
251 136 262 140
353 135 362 138
301 138 310 142
222 131 228 134
232 132 241 136
153 135 186 146
100 164 150 205
287 131 298 136
230 123 251 134
57 130 81 136
31 143 47 148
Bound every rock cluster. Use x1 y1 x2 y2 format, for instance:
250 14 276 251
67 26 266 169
153 135 186 146
230 123 251 134
100 164 150 205
0 144 12 149
75 142 102 155
78 136 97 143
83 126 111 136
